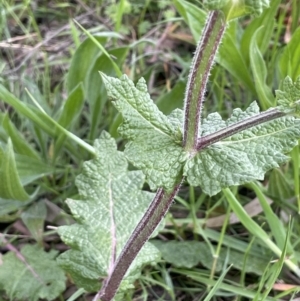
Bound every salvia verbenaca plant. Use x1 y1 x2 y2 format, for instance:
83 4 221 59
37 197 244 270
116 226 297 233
56 0 300 300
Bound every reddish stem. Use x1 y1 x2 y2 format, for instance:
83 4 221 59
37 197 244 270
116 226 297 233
94 183 182 301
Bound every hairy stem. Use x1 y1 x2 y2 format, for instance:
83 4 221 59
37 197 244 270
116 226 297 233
95 9 228 301
183 10 226 151
95 183 182 301
197 108 285 150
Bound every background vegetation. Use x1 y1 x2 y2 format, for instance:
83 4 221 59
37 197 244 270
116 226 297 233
0 0 300 300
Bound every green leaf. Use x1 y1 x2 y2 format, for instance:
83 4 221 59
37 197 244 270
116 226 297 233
0 139 29 201
249 182 294 253
0 85 94 156
54 83 85 157
279 27 300 82
173 0 207 43
0 83 94 158
218 28 255 92
156 80 186 115
152 240 269 275
15 154 58 186
249 27 274 109
67 36 107 94
276 76 300 114
73 21 122 77
203 0 270 18
2 114 40 159
57 132 160 293
268 168 294 199
185 102 300 196
0 244 66 301
258 227 289 301
240 0 280 65
21 201 47 244
103 75 176 137
57 84 84 128
175 269 278 301
86 46 129 140
102 74 187 191
0 198 32 221
0 86 89 157
0 85 56 137
222 188 300 275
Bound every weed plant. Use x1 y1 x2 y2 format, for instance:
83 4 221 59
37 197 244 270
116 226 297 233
0 1 300 301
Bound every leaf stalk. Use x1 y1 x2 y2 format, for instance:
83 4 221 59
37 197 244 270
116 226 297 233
197 108 285 150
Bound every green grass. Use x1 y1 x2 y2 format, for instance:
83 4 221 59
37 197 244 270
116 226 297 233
0 0 299 300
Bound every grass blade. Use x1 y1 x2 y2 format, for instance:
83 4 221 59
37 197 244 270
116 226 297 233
222 188 300 277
